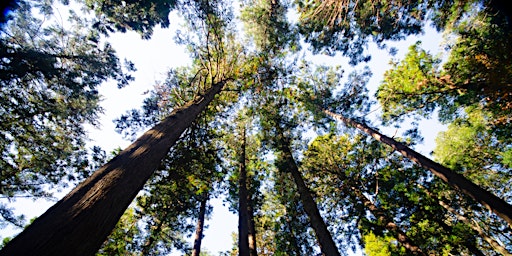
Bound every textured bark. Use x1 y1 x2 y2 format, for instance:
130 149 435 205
280 142 341 256
238 127 250 256
324 109 512 227
247 195 258 256
0 80 228 256
192 193 209 256
352 187 426 255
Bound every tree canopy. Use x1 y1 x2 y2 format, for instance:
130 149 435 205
1 0 511 255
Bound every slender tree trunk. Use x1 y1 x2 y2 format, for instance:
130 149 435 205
323 109 512 227
285 214 303 256
351 187 426 255
419 185 512 255
0 80 228 256
247 194 258 256
439 200 512 255
192 192 209 256
280 141 341 256
238 127 250 256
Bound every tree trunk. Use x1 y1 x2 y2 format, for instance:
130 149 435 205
351 187 426 255
238 126 250 256
280 142 341 256
247 194 258 256
0 80 228 256
285 214 303 256
419 185 512 255
192 192 209 256
323 109 512 227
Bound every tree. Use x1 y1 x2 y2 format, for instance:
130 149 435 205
295 0 510 64
0 0 133 227
323 109 512 228
0 0 241 253
302 133 491 254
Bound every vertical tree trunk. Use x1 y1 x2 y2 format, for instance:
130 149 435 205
323 109 512 227
351 187 426 255
280 142 341 256
247 194 258 256
238 126 250 256
0 80 228 256
285 214 304 256
192 192 209 256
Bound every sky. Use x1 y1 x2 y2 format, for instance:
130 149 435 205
2 3 447 255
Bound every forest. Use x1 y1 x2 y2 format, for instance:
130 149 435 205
0 0 511 255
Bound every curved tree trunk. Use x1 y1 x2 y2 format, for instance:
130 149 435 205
192 192 209 256
279 141 341 256
323 109 512 227
238 126 250 256
0 80 228 256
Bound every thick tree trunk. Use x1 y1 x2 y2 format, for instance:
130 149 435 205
247 194 258 256
280 143 341 256
323 109 512 227
238 127 250 256
192 193 209 256
0 80 228 256
351 187 426 255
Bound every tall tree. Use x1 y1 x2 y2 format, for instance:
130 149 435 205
302 133 490 254
238 123 250 256
0 0 242 253
323 109 512 227
192 191 209 256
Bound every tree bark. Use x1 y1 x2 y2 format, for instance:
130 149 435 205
247 194 258 256
280 142 341 256
0 80 228 256
323 109 512 227
238 126 250 256
192 192 209 256
351 187 426 255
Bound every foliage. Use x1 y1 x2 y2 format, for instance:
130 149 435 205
0 0 131 227
295 0 485 64
377 9 512 129
84 0 178 39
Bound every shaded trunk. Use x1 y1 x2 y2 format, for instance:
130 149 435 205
324 109 512 227
192 192 209 256
0 80 228 256
280 142 341 256
351 187 426 255
247 194 258 256
238 127 250 256
285 214 304 256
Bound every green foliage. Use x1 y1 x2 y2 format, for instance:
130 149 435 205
362 232 393 256
84 0 178 39
296 0 478 64
377 7 512 128
0 0 132 224
96 208 141 256
240 0 299 54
